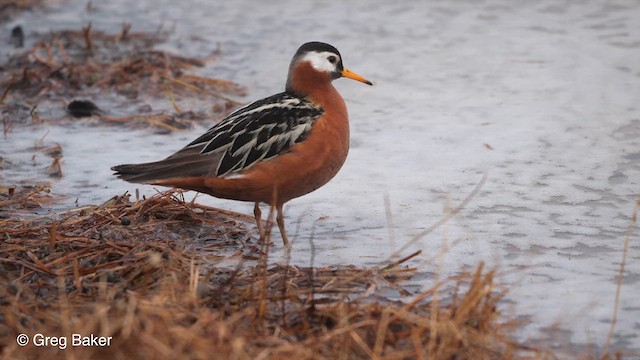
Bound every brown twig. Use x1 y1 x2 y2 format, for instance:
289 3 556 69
602 197 638 358
83 22 94 51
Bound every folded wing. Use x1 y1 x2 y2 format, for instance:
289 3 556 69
112 92 324 183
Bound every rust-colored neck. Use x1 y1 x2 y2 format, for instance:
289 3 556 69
287 62 333 97
286 62 347 119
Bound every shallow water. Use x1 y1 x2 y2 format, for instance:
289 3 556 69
2 0 640 354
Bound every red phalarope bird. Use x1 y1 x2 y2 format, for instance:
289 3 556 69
112 42 372 246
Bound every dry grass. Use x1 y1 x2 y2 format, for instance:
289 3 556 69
0 24 246 131
0 188 551 359
1 24 245 99
0 0 48 23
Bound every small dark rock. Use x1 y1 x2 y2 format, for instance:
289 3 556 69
67 100 103 118
120 216 131 226
11 25 24 48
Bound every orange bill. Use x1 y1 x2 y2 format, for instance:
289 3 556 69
342 68 373 85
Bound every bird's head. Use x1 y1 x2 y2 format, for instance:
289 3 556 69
286 42 372 93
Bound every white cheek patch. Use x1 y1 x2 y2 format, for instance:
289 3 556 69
301 51 340 73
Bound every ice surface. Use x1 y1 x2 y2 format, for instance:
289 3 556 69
2 0 639 353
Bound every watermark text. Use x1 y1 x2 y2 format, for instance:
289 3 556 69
17 333 113 349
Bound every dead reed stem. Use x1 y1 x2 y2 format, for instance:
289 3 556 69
384 173 487 263
602 197 639 358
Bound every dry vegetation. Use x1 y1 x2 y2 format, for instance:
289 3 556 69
0 0 48 23
1 188 551 360
1 20 246 131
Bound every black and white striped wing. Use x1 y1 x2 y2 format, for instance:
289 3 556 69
185 92 324 177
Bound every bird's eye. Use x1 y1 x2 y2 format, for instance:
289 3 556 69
327 55 337 64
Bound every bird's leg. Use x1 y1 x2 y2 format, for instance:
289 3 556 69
276 203 290 247
253 202 265 241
